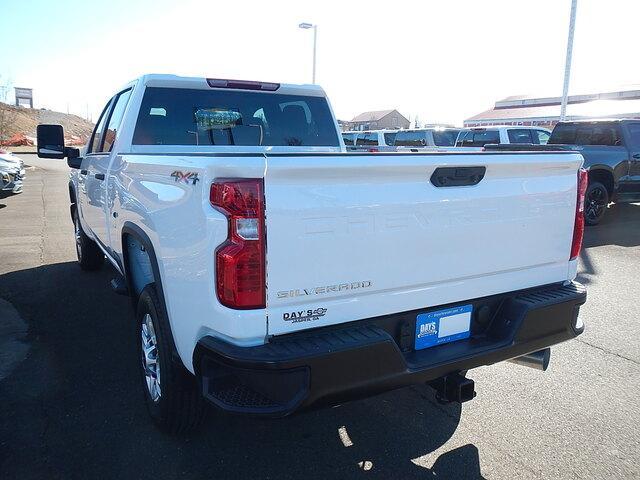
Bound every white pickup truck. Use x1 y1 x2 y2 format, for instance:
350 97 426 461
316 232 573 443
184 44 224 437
37 74 587 433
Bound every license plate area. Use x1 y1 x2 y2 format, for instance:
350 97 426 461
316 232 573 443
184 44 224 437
415 304 472 350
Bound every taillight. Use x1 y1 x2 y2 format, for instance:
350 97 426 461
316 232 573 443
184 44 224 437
206 78 280 91
211 179 266 309
570 168 588 260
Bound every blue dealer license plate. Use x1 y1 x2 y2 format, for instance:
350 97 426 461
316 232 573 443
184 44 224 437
415 304 472 350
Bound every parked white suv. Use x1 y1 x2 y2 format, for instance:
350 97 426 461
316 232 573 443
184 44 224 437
342 130 397 151
394 127 461 150
456 126 551 147
37 74 587 433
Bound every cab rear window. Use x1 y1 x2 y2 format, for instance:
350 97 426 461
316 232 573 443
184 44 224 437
133 87 340 147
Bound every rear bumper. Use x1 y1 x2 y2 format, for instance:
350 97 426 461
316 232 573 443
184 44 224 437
194 281 586 416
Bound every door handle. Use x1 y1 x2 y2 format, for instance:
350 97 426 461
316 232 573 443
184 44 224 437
430 166 486 187
80 169 88 175
94 173 105 181
632 153 640 160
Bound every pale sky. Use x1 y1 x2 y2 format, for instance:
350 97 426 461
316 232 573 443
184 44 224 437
1 0 638 125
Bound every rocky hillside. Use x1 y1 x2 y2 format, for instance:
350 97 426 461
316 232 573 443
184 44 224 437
0 102 94 145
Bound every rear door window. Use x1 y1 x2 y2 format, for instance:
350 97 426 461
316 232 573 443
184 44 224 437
133 87 339 146
626 123 640 148
102 89 132 152
507 129 534 144
88 99 113 154
356 133 378 146
533 130 550 145
456 130 500 147
432 129 460 146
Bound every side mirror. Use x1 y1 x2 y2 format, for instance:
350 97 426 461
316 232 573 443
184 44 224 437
37 124 65 159
37 124 82 169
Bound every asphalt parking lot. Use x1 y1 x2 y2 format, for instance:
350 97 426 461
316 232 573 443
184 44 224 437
1 154 639 480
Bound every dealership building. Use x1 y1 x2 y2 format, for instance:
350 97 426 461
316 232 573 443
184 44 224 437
464 86 640 129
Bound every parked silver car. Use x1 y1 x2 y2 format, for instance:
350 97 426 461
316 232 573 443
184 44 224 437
0 150 25 194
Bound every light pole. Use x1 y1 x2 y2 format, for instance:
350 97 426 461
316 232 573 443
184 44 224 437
298 22 317 83
560 0 578 121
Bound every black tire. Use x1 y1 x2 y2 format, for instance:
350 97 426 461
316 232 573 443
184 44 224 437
73 207 104 270
584 181 609 226
137 284 206 434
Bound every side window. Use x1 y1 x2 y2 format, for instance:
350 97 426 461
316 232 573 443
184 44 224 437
384 132 397 146
455 131 471 146
626 123 640 148
102 89 132 153
534 130 550 145
342 133 355 146
458 130 500 147
356 133 378 146
395 131 426 147
508 129 533 144
88 100 113 153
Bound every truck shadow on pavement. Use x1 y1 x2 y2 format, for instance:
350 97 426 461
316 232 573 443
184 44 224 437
577 202 640 285
582 202 640 249
0 261 486 480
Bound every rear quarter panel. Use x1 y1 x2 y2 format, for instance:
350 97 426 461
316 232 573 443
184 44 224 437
109 153 268 372
574 145 629 184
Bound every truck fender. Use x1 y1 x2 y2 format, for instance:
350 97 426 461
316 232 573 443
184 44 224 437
121 222 184 367
121 223 165 303
68 181 77 220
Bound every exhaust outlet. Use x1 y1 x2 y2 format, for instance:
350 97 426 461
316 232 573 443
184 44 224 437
508 348 551 371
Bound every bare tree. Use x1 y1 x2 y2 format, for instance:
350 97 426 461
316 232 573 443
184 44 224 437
0 74 15 142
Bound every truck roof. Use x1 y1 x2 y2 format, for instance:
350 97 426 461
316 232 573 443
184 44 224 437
121 74 327 97
466 125 550 131
555 118 638 125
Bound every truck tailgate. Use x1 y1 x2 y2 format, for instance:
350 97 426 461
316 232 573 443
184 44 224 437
264 152 582 335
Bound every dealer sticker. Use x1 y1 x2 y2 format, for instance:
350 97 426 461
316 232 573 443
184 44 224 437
415 304 472 350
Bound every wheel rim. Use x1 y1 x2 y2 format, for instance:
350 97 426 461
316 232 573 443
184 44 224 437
585 186 607 222
141 313 161 402
74 217 82 261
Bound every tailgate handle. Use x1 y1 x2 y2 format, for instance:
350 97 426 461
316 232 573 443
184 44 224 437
430 166 486 187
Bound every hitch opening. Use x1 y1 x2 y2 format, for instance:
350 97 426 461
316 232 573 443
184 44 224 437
430 372 476 404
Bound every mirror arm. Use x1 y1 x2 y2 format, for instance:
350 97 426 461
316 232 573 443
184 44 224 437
64 147 80 159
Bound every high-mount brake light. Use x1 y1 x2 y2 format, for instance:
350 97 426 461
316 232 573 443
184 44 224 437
206 78 280 91
211 179 266 309
570 168 589 260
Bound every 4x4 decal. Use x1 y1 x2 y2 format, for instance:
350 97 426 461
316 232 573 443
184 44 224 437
171 171 200 185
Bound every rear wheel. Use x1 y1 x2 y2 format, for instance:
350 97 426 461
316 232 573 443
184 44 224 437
73 207 104 270
584 181 609 226
137 284 206 434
